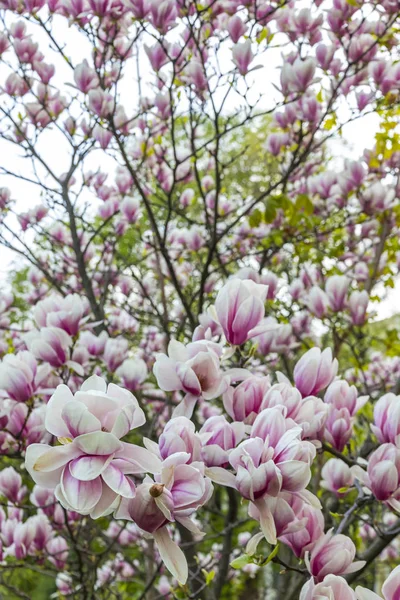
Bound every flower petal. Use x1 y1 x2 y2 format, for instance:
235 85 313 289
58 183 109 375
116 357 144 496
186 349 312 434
153 526 188 585
62 401 101 437
61 467 102 514
32 443 81 473
75 431 122 456
45 384 73 437
80 375 107 393
101 464 136 498
69 455 112 481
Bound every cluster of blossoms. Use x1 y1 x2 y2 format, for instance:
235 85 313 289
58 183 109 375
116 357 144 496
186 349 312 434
0 276 386 597
0 0 399 597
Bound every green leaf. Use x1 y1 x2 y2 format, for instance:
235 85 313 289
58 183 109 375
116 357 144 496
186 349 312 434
230 554 252 570
259 542 280 567
202 569 215 585
249 208 262 228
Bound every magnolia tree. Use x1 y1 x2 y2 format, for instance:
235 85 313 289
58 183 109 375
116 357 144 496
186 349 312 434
0 0 400 598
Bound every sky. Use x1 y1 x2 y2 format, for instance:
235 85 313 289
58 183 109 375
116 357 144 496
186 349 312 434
0 12 398 320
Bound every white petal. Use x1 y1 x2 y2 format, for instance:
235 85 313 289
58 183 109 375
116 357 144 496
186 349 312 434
153 526 188 585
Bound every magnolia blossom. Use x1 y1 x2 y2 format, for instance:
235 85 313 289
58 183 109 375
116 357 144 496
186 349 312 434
371 393 400 446
356 565 400 599
306 529 365 582
321 459 354 496
199 416 245 467
279 499 325 559
153 339 232 416
207 407 318 544
25 327 80 372
294 348 338 397
0 351 51 402
324 380 368 417
116 357 148 391
354 443 400 511
223 376 271 424
301 575 357 599
25 376 160 517
116 454 213 584
214 278 268 346
33 293 88 336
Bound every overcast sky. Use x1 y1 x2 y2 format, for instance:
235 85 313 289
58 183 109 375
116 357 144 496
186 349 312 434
0 14 397 320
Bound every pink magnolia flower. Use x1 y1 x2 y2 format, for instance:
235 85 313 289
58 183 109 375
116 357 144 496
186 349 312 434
25 376 160 518
25 327 76 370
306 286 330 318
117 454 213 584
232 40 254 75
325 275 350 312
47 536 69 569
0 467 26 503
207 407 318 544
121 197 140 223
306 530 365 582
261 382 327 441
103 337 129 372
321 458 354 496
362 443 400 510
349 290 369 325
199 416 245 467
356 565 400 599
0 351 51 402
301 575 357 600
223 375 271 424
74 59 99 93
80 330 109 356
214 278 268 346
116 357 148 391
323 406 353 452
33 293 87 336
279 499 325 559
324 380 368 417
227 15 247 43
147 416 202 463
153 340 230 416
371 393 400 446
294 348 338 397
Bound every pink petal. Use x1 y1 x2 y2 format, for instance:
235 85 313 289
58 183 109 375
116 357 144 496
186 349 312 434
153 526 188 585
61 467 102 513
69 455 112 481
62 400 101 437
101 464 136 498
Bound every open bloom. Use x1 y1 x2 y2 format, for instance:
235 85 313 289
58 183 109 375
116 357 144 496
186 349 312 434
153 340 231 416
279 499 325 559
199 416 245 467
356 565 400 599
25 376 160 518
207 407 318 545
117 454 213 584
306 529 365 582
0 351 51 402
33 294 88 336
321 459 354 497
223 375 271 424
301 575 357 599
